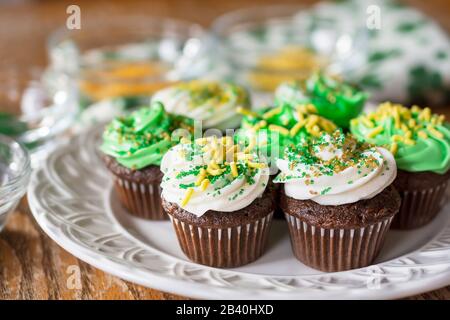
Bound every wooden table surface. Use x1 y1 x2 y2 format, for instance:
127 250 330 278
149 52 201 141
1 0 450 300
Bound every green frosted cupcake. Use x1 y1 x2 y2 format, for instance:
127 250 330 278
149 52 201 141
100 101 194 220
350 102 450 229
235 103 338 167
275 73 367 128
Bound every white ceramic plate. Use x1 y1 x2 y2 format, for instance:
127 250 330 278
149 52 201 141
28 127 450 299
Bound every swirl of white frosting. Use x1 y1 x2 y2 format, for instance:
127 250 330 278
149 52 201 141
160 137 269 216
275 132 397 205
152 80 249 130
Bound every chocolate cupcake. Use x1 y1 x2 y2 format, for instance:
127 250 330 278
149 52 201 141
234 103 338 219
100 102 194 220
275 131 400 272
152 80 250 131
351 102 450 229
274 73 367 128
160 136 274 268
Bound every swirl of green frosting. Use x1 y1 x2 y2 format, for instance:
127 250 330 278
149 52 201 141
350 102 450 174
234 104 337 164
100 102 194 169
274 73 368 128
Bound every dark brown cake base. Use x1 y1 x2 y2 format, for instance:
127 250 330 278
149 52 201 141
162 190 275 268
392 170 450 229
280 186 401 272
102 155 167 220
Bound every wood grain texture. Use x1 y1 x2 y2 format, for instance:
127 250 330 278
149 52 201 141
0 0 449 300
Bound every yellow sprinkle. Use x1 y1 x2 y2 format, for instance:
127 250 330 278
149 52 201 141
404 138 416 145
206 167 224 176
230 162 239 177
361 117 375 128
194 168 206 186
319 118 337 132
247 162 266 169
417 131 428 139
196 137 208 145
209 160 220 170
401 123 409 133
405 131 412 139
290 121 305 137
200 179 210 191
236 106 259 118
244 137 256 153
268 124 290 136
237 153 253 161
427 125 444 139
408 119 416 128
393 107 401 129
262 107 282 119
390 142 398 155
411 105 421 113
181 188 194 207
306 114 319 128
252 120 267 131
367 126 384 138
420 107 431 122
392 134 404 142
350 119 358 127
438 115 446 124
297 110 305 123
307 104 317 113
222 136 233 146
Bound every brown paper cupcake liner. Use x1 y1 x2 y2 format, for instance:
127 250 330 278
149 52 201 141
168 211 274 268
114 177 167 220
285 213 394 272
392 180 449 229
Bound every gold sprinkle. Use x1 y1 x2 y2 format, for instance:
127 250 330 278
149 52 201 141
367 126 384 138
244 137 256 153
268 124 290 136
404 138 416 145
181 188 194 207
290 121 305 137
200 179 210 191
262 107 282 119
390 142 398 155
418 131 428 139
206 167 224 176
427 125 444 139
247 162 266 169
230 162 238 177
236 106 259 118
252 120 267 131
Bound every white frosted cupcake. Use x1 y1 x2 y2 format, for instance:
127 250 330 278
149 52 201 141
151 80 250 131
160 136 275 268
275 130 401 271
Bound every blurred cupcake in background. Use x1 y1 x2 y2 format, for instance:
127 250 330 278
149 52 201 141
151 80 250 131
100 101 194 220
350 102 450 229
275 73 367 128
275 130 400 271
161 135 274 268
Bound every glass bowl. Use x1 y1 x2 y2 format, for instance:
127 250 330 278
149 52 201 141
0 65 78 167
0 134 31 232
211 4 368 93
46 15 210 125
